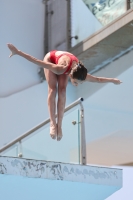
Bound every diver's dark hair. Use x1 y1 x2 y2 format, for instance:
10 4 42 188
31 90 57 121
72 62 87 81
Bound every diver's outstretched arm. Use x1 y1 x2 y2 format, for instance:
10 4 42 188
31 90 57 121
85 73 122 85
7 43 65 75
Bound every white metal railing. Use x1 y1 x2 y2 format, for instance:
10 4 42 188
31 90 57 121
0 98 86 165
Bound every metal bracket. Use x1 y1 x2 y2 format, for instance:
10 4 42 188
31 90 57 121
47 10 54 15
18 153 23 158
70 35 78 40
72 120 81 125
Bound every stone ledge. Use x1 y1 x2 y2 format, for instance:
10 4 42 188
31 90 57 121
0 156 122 187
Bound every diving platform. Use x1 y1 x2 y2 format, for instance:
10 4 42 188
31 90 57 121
0 156 122 200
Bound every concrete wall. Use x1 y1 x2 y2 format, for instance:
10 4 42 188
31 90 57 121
47 0 103 50
47 0 68 51
0 0 45 97
0 0 45 147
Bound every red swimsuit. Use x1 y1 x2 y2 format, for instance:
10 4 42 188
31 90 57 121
49 50 78 74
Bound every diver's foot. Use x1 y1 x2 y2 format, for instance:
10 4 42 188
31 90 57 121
57 126 63 141
50 124 57 140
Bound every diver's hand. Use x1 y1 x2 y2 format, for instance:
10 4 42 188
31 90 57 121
70 78 78 86
112 78 122 85
7 43 19 57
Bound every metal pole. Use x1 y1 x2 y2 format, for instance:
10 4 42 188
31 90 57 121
44 0 49 54
66 0 71 50
18 141 23 158
127 0 131 10
80 102 86 165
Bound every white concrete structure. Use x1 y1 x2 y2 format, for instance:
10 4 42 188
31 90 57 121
107 166 133 200
0 0 45 97
0 156 122 200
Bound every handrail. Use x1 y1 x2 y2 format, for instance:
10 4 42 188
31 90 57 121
0 97 86 164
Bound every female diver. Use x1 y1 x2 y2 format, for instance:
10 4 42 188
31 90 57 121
7 43 122 141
